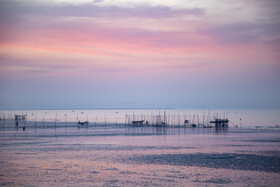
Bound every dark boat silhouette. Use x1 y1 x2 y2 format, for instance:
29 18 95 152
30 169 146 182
78 121 89 125
131 120 145 126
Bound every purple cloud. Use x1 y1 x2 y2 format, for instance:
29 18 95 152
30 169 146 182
0 0 204 20
200 22 280 46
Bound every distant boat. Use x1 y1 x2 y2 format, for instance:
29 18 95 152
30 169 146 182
191 124 197 128
131 120 145 126
78 121 89 125
267 125 279 129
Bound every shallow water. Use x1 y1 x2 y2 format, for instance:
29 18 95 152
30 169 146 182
0 119 280 186
1 109 280 128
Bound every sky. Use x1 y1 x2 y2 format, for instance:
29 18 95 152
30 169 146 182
0 0 279 109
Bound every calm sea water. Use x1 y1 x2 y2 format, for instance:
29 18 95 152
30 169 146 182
1 109 280 128
0 109 280 186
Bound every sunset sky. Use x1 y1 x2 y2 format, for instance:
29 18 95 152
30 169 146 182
0 0 279 109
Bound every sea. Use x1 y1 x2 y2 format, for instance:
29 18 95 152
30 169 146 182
0 109 280 186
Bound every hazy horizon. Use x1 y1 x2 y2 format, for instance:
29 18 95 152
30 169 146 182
1 107 280 111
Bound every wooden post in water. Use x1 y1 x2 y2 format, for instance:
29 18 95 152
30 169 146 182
65 114 67 127
125 113 127 126
35 113 37 127
55 113 57 128
95 116 97 127
197 115 200 128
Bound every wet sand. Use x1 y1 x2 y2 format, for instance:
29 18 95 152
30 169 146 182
0 121 280 186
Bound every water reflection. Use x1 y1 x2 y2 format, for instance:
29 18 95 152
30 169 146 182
215 127 229 134
0 120 279 187
0 120 234 138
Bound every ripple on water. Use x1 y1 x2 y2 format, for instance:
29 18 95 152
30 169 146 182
90 171 100 174
192 178 231 184
104 168 118 171
0 182 13 186
128 153 280 173
45 168 62 171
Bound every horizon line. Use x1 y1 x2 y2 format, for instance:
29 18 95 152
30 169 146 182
0 107 280 111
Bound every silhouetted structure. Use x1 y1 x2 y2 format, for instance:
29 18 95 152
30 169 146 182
15 114 27 120
210 119 229 127
131 120 145 125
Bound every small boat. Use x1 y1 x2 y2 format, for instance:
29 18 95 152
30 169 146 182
78 121 89 125
191 124 197 128
131 120 145 126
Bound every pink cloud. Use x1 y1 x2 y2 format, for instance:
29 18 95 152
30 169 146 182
1 0 279 81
